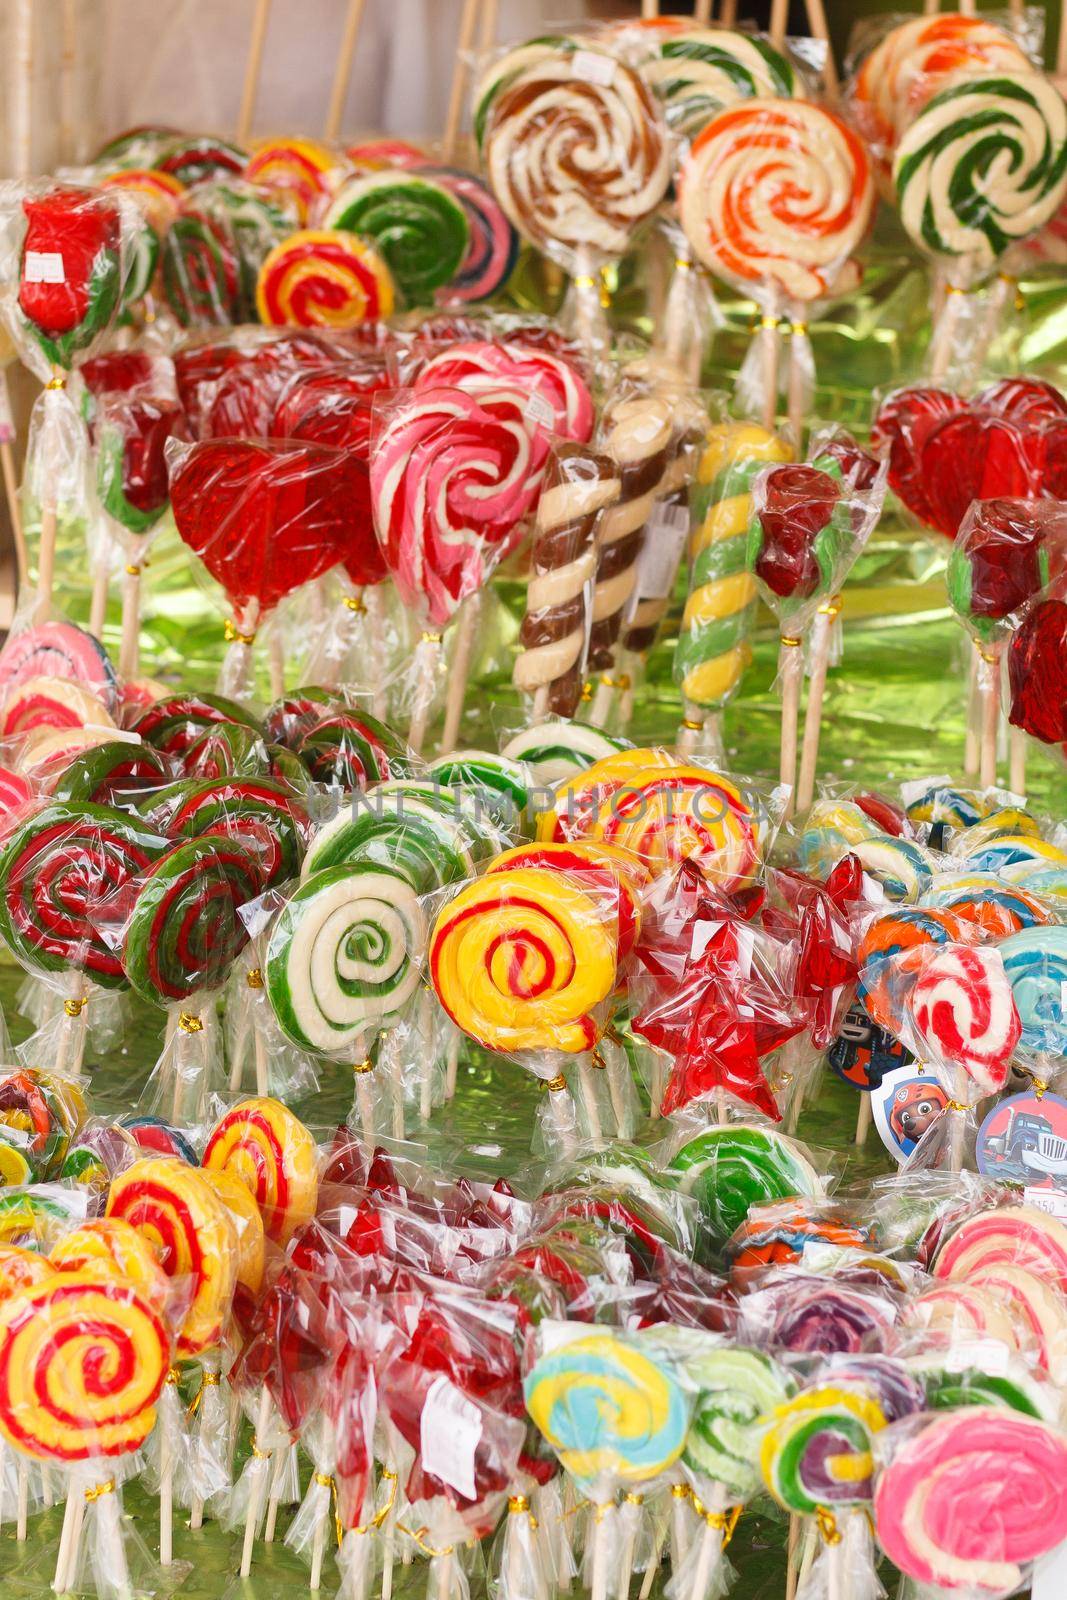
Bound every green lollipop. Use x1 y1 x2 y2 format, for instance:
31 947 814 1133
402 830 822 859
324 172 469 305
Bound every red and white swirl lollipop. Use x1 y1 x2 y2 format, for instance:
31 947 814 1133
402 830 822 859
909 943 1021 1096
679 98 873 429
370 384 544 748
414 339 594 443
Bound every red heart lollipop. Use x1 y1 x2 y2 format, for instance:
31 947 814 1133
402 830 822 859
871 387 965 529
921 412 1042 539
1008 595 1067 745
976 377 1067 423
170 438 345 617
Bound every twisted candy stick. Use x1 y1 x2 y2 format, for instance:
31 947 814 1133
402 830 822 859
674 421 790 755
514 443 621 719
203 1097 318 1246
255 230 395 327
873 1409 1067 1593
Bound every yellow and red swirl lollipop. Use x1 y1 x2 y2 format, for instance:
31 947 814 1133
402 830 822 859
106 1158 237 1356
430 864 619 1054
51 1218 170 1315
202 1097 318 1246
0 1244 54 1297
244 138 337 221
0 1271 169 1460
255 229 394 328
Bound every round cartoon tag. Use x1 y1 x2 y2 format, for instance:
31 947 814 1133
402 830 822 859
977 1091 1067 1194
871 1064 949 1165
828 998 913 1092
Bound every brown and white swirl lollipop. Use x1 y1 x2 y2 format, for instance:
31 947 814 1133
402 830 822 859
514 442 621 720
484 43 670 355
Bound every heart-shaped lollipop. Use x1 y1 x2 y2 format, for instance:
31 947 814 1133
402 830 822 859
920 412 1042 539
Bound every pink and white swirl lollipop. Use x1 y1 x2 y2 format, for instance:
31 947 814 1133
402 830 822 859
484 44 670 352
414 339 594 443
678 98 873 430
370 384 545 749
909 944 1021 1096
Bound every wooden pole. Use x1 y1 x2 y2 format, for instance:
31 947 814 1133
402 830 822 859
12 1 34 180
479 0 499 50
442 0 481 162
237 0 272 144
324 0 368 143
805 0 839 99
695 0 715 23
59 0 78 163
1059 0 1067 79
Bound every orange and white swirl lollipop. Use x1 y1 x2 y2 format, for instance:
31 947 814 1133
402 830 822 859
0 1271 169 1460
256 229 395 327
679 98 873 304
106 1159 237 1356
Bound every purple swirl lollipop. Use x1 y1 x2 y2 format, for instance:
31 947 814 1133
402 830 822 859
767 1278 894 1355
827 1354 926 1422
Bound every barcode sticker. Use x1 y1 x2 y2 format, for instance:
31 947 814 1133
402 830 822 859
572 49 616 87
420 1376 481 1500
1024 1186 1067 1221
633 503 689 602
525 391 554 430
24 251 65 284
0 371 13 445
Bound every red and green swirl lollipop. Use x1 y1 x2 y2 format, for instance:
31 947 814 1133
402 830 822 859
132 692 261 757
161 189 242 326
146 777 307 888
0 801 163 988
121 834 263 1005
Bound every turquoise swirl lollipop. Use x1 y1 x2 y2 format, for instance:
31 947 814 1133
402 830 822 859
524 1330 689 1494
324 171 469 305
999 925 1067 1058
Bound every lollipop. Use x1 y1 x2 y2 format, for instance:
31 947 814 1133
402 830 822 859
202 1097 318 1246
158 136 248 185
873 1409 1067 1592
668 1125 824 1247
485 46 670 351
324 171 470 305
999 925 1067 1058
909 944 1021 1096
683 1345 794 1499
502 723 629 788
642 27 797 138
161 187 242 325
13 187 124 370
430 865 619 1055
106 1157 237 1356
265 861 427 1055
418 167 519 304
0 1271 169 1459
933 1204 1067 1293
675 421 790 753
761 1384 887 1515
244 138 336 221
0 620 117 707
255 230 395 328
50 1218 169 1314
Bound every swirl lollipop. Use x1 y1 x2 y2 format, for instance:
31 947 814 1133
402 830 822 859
324 171 469 306
679 100 873 431
255 230 395 328
244 138 336 222
484 44 670 355
893 72 1067 378
202 1097 318 1246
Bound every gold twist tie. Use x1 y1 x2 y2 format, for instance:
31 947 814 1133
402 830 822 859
623 1493 644 1507
351 1468 398 1536
420 630 443 645
246 966 264 990
759 314 780 331
673 257 693 272
46 373 68 390
250 1435 273 1462
589 1049 607 1072
946 1099 968 1113
125 563 143 577
165 1366 181 1386
671 1484 690 1502
543 1073 568 1092
224 619 257 646
343 595 367 614
399 1524 454 1558
817 593 843 618
580 681 593 702
681 716 703 732
591 1502 613 1524
1033 1078 1049 1100
615 673 632 692
178 1012 204 1034
780 634 803 649
354 1057 374 1076
85 1479 116 1503
508 1495 538 1529
187 1370 221 1418
574 274 597 290
979 648 998 666
790 321 809 337
815 1507 841 1546
599 672 616 688
695 1504 741 1545
64 996 88 1018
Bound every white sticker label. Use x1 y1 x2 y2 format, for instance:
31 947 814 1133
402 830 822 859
860 872 888 905
1024 1186 1067 1221
944 1338 1010 1376
633 503 689 602
0 370 13 445
524 391 554 430
572 49 617 87
1034 1538 1067 1600
420 1375 481 1500
24 250 65 284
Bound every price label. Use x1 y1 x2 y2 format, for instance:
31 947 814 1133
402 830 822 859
24 251 65 284
572 49 616 87
944 1338 1010 1376
1024 1186 1067 1221
632 503 689 602
421 1376 481 1500
524 391 554 430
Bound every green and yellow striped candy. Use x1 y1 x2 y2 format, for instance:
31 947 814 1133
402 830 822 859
673 422 791 710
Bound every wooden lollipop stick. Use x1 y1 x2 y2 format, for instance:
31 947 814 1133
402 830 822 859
696 0 715 24
1009 724 1027 797
479 0 499 49
1059 0 1067 79
769 0 789 47
240 1390 273 1577
439 592 481 754
804 0 840 99
963 643 981 777
795 596 840 811
759 308 781 432
855 1093 872 1147
89 559 109 640
324 0 368 143
979 648 999 789
408 633 442 754
119 549 145 679
642 0 659 18
779 636 805 818
237 0 272 143
443 0 482 162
